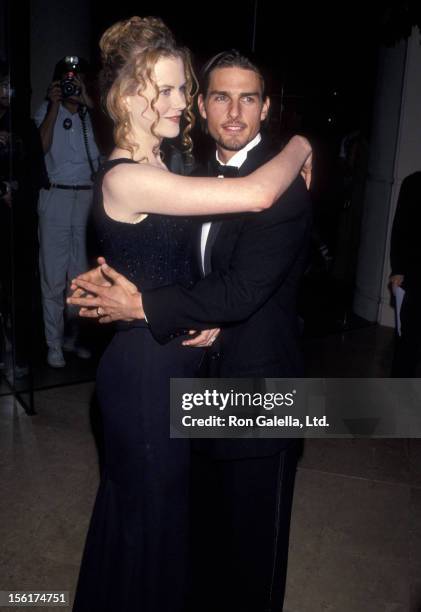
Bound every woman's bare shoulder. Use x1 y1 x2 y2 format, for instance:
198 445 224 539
103 160 166 197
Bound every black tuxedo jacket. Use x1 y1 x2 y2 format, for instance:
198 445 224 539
143 138 312 458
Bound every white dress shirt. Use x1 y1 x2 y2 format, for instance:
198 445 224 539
200 133 262 274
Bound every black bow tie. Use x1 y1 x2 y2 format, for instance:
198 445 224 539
213 162 240 178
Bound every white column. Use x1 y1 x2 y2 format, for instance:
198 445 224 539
30 0 91 115
353 38 407 322
379 28 421 326
354 28 421 325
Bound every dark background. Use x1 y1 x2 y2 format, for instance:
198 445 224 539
89 0 382 139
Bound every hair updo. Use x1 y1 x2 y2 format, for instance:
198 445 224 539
99 16 196 158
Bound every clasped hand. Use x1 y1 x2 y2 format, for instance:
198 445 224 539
67 257 143 323
68 258 220 347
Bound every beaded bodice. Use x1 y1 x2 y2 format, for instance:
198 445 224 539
93 159 199 291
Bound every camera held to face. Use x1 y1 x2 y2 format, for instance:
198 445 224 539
60 71 81 99
56 56 85 99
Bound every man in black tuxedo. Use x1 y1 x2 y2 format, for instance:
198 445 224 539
70 51 312 611
144 51 312 612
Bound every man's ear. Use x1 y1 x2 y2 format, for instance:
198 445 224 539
260 96 270 122
198 93 207 120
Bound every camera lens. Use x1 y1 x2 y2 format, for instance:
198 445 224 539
60 72 81 99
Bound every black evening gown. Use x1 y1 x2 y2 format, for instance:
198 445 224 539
72 159 203 612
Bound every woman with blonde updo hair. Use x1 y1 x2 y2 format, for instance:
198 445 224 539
71 16 311 612
99 16 196 161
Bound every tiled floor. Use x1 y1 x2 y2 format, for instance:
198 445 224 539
304 323 396 377
1 325 420 611
285 441 421 611
0 387 98 612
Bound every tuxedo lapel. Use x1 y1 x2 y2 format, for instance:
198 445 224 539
237 138 274 176
200 138 274 275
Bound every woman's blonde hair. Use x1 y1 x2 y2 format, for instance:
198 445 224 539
99 16 197 159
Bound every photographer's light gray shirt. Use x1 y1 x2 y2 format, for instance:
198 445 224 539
34 101 99 184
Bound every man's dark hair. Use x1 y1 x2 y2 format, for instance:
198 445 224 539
200 49 266 99
53 56 91 80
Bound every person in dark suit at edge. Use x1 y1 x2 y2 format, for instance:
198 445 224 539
390 171 421 376
69 50 312 612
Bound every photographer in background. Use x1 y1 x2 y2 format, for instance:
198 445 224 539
34 56 100 368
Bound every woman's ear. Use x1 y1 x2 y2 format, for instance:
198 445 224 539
124 96 132 113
